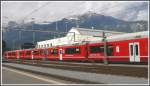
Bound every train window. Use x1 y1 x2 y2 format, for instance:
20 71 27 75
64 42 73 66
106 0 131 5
106 45 114 56
135 44 139 56
19 52 23 56
65 48 81 54
130 45 133 56
40 50 44 55
49 49 58 54
12 52 16 56
90 46 104 53
50 49 53 54
26 51 31 55
8 53 11 56
44 50 48 55
33 51 39 55
54 49 58 54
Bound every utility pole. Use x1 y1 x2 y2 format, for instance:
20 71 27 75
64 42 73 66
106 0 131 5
56 21 58 31
13 40 15 50
33 32 35 44
65 21 68 32
103 32 108 65
19 31 22 50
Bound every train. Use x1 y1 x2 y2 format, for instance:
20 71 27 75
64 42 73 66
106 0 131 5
4 31 148 64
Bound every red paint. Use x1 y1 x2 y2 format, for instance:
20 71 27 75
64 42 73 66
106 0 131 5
4 37 148 64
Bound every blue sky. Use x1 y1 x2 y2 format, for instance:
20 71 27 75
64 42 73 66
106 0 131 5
2 1 148 24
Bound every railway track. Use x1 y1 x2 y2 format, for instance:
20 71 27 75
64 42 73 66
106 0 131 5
5 59 148 78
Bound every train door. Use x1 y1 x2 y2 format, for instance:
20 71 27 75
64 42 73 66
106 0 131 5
59 49 63 61
129 42 140 62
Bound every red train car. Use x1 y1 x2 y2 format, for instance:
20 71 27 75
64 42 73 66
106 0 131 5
3 31 148 64
23 49 32 59
107 37 148 63
45 47 59 60
32 48 45 60
60 44 87 61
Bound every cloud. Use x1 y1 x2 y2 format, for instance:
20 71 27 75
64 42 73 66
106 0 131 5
2 1 148 24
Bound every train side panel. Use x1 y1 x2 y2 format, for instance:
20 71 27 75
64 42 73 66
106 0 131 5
61 45 87 61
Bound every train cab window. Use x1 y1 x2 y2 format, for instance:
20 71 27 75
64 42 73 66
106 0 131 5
65 47 81 54
90 46 104 53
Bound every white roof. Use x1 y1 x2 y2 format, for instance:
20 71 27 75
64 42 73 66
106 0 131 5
67 27 125 37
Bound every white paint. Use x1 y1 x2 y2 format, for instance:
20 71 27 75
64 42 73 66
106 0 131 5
134 42 140 62
2 67 63 84
31 51 34 60
116 46 120 53
129 42 140 62
59 49 63 61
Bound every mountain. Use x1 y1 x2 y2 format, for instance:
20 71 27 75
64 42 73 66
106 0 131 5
2 12 148 50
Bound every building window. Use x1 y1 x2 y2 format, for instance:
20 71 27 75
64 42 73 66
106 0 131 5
65 47 81 54
47 44 49 47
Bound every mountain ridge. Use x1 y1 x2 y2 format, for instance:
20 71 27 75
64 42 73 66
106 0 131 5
3 12 148 49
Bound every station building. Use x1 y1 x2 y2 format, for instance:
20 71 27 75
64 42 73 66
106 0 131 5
36 27 125 48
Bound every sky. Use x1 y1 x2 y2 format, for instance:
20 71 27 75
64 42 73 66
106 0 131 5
2 1 149 24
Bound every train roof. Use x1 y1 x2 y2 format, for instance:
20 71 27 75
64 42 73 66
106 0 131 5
107 31 148 41
88 31 148 43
